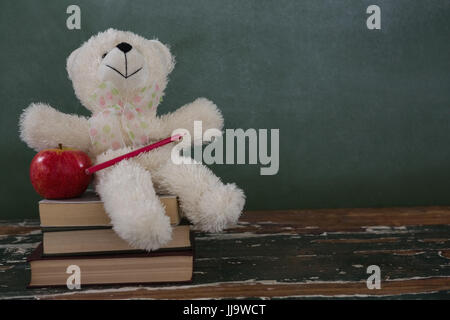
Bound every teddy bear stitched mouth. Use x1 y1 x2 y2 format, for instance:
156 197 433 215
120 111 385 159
106 64 143 79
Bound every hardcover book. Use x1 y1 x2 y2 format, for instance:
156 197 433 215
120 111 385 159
28 242 193 287
43 225 192 256
39 190 181 227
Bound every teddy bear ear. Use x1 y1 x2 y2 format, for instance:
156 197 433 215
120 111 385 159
66 48 81 80
149 40 175 74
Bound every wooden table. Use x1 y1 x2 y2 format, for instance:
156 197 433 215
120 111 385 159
1 207 450 299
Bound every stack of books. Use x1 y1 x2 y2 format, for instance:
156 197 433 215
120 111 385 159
27 191 193 287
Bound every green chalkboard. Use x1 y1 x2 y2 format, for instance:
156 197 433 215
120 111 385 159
0 0 449 219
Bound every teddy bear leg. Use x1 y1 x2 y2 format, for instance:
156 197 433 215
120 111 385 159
96 160 172 251
154 159 245 232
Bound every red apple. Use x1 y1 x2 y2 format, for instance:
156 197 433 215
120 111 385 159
30 144 92 199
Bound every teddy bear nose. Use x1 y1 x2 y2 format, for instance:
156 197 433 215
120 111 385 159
116 42 132 53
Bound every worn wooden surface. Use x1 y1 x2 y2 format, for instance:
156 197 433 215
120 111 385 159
1 207 450 299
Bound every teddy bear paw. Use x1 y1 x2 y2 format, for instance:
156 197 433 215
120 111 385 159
193 183 245 232
113 213 173 252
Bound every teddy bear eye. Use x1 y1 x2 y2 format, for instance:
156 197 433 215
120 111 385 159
101 52 108 59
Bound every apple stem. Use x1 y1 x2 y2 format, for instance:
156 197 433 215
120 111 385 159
58 143 63 150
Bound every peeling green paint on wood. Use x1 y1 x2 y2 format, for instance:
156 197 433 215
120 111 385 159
0 207 449 299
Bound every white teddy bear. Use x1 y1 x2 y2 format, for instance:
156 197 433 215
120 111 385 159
19 29 245 251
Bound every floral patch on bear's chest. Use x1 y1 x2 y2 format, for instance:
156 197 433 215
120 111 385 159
88 81 163 154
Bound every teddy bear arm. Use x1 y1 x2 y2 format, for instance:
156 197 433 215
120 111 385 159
154 98 224 144
19 103 91 152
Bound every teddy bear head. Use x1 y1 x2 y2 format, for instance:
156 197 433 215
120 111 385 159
66 29 175 113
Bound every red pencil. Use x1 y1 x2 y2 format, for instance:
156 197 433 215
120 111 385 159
85 134 184 175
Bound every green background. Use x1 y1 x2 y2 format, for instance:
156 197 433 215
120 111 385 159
0 0 449 220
